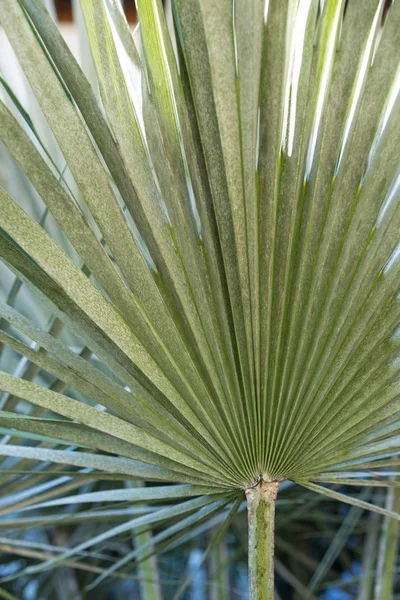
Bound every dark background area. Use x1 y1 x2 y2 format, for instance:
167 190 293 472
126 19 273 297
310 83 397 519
53 0 392 24
54 0 137 22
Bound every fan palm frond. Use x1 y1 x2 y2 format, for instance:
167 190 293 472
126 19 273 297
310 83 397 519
0 0 399 597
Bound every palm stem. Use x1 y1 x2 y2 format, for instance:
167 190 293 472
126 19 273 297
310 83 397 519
246 480 279 600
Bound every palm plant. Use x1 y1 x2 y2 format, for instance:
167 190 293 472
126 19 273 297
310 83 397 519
0 0 399 597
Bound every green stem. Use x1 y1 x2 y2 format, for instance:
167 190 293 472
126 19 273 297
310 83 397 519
374 484 400 600
127 481 162 600
246 480 279 600
209 525 229 600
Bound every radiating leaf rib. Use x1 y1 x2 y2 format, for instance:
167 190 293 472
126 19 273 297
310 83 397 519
300 482 400 521
0 194 189 415
173 41 245 436
2 1 238 451
0 476 97 518
0 507 164 530
0 101 160 341
0 189 245 473
287 323 400 474
262 2 400 481
79 0 247 474
20 0 234 413
287 279 400 458
30 0 256 482
268 0 383 469
0 0 159 312
311 479 400 488
257 0 290 464
0 300 216 456
282 337 400 474
264 0 320 474
195 0 254 422
0 73 66 182
0 231 232 468
136 0 247 445
287 147 400 465
279 1 400 461
0 413 219 485
234 0 264 407
142 3 260 478
0 306 231 469
172 0 256 472
0 470 172 483
297 354 400 470
19 0 172 272
16 483 222 511
0 373 235 482
0 444 209 485
0 329 147 427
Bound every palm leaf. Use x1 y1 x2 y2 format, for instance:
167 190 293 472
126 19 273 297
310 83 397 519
0 0 399 597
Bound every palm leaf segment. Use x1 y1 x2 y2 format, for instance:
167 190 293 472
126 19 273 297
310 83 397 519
0 0 399 580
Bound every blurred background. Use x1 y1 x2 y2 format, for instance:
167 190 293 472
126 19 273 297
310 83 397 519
54 0 137 21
